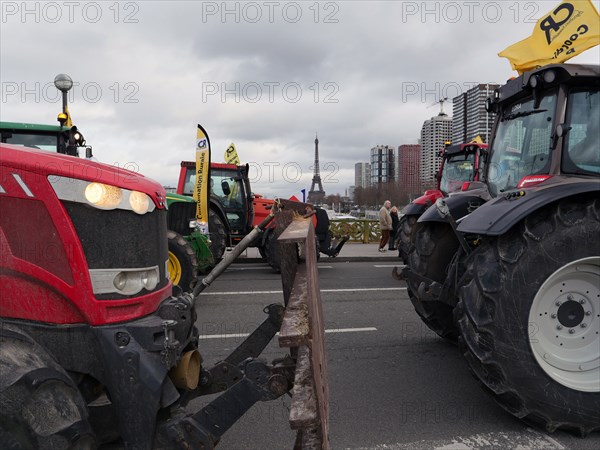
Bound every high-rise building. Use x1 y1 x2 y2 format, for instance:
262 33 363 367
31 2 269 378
420 113 452 186
397 144 421 196
370 145 395 185
354 162 371 189
452 83 500 144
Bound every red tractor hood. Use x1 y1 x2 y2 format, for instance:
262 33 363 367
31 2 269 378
0 144 166 208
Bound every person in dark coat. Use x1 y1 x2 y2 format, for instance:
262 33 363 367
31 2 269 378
389 206 400 251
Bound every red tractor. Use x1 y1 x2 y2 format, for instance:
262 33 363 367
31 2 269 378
398 142 487 261
177 160 347 271
0 143 296 449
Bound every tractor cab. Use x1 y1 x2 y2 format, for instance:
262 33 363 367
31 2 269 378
439 143 488 194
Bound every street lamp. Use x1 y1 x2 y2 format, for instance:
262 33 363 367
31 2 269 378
54 74 73 126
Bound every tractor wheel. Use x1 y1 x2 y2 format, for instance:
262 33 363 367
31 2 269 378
0 326 96 449
455 198 600 435
264 229 282 272
167 230 198 293
406 222 459 342
209 209 227 261
398 214 418 262
258 244 267 260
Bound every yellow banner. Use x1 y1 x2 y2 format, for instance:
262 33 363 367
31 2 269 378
499 0 600 74
194 124 211 234
224 142 240 164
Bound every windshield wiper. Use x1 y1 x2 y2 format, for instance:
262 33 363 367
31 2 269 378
502 109 547 121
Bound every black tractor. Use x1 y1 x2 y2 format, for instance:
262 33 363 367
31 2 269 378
400 64 600 434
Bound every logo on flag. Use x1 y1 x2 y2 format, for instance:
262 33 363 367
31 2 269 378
499 0 600 74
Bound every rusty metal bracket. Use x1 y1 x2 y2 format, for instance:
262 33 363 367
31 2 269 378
277 217 330 449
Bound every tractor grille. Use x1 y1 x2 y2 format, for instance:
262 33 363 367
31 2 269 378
62 202 169 298
167 201 196 237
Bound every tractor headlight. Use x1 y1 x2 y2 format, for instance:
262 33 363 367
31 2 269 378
49 176 156 214
85 182 122 209
90 266 160 295
129 190 151 215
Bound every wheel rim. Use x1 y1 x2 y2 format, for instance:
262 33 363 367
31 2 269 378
167 251 182 285
529 257 600 392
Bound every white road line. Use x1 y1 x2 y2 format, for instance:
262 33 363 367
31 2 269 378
201 326 377 340
352 428 566 450
373 264 404 268
201 287 406 296
228 265 332 271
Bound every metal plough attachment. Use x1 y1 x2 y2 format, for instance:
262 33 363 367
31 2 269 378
277 215 330 450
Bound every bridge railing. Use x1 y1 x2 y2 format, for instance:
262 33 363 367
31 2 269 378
329 219 380 244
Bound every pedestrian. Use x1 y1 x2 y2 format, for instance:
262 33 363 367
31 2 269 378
378 200 392 252
389 206 400 251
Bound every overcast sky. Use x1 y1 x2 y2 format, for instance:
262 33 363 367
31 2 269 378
2 0 599 198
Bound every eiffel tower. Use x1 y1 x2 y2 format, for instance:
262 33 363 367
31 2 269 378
307 133 325 205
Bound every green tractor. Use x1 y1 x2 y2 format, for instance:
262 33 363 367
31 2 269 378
165 192 214 292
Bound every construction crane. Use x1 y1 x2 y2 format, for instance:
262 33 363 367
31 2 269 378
428 97 451 115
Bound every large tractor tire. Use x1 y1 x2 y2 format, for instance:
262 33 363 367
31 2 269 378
264 228 282 272
0 325 96 449
398 214 417 262
406 222 460 342
455 198 600 435
167 230 198 293
209 209 227 261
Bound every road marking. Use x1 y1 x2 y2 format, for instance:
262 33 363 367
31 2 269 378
353 428 566 450
201 287 406 295
373 264 404 268
201 326 377 340
228 265 332 271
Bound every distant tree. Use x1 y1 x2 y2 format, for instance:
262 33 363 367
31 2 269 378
353 182 411 210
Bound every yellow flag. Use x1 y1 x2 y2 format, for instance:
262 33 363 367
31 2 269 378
470 136 484 144
194 124 211 234
224 143 240 164
499 0 600 74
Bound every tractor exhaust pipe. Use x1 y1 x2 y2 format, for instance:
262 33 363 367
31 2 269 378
192 202 281 298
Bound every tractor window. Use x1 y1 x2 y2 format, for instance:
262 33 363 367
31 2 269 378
210 169 245 231
2 132 58 152
440 152 476 194
182 169 195 196
487 91 556 196
563 89 600 175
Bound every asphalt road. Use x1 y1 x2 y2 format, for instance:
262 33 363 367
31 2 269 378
192 261 600 450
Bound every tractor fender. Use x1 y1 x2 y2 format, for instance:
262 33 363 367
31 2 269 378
457 177 600 236
401 202 429 217
417 194 486 224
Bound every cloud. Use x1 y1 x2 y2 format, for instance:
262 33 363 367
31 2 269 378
2 0 600 198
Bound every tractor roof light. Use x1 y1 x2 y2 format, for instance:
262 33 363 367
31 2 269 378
543 70 557 84
57 112 68 126
529 75 541 89
54 73 73 93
